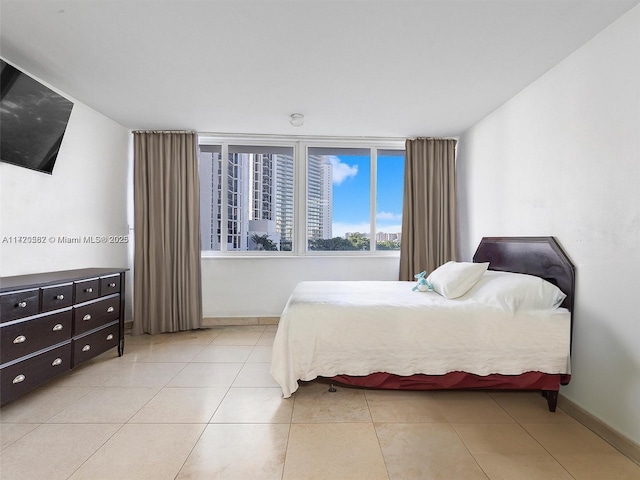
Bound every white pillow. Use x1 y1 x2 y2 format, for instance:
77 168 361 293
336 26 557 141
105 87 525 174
462 270 567 312
427 261 489 299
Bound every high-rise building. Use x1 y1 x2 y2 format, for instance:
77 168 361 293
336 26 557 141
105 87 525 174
320 160 332 239
275 155 294 251
375 232 401 242
198 147 300 251
307 155 333 241
198 146 222 251
245 152 281 251
227 152 246 250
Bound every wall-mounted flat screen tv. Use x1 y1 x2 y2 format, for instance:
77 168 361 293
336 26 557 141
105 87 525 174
1 59 74 174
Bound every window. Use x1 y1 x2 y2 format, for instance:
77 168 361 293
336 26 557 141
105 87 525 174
307 147 371 251
375 150 404 251
199 144 294 252
198 145 222 251
198 136 404 254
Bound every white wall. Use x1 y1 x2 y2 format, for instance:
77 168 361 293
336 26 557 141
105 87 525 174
202 256 400 317
457 5 640 444
0 72 130 278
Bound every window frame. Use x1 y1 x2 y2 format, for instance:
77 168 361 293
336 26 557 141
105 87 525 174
198 134 405 257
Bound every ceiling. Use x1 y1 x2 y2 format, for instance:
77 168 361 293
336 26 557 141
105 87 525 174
1 0 638 138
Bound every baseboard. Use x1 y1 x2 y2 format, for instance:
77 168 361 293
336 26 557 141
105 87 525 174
202 316 279 327
559 394 640 466
124 317 279 331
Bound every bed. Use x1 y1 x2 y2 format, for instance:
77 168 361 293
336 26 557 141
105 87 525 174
270 236 575 411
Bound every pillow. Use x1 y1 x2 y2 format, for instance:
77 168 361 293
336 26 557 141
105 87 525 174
462 270 567 312
427 261 489 299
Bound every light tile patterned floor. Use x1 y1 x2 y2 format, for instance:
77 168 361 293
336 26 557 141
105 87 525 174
1 325 639 480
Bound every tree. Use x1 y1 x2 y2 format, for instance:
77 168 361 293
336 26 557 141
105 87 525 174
251 234 278 251
376 240 401 250
346 232 370 250
308 237 358 251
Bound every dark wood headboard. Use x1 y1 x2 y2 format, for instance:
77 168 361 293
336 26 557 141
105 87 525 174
473 237 576 313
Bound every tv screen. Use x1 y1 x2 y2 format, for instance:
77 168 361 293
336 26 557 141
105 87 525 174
1 59 74 174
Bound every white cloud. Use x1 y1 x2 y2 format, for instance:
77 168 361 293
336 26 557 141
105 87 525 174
331 222 402 238
328 156 358 185
332 222 370 238
376 211 402 221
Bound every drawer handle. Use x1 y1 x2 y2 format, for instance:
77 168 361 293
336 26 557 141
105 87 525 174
108 282 116 288
83 314 92 321
51 358 63 366
106 334 114 340
85 287 93 293
13 335 27 344
107 306 115 313
56 294 65 300
53 323 64 331
13 374 26 384
17 301 27 308
82 345 91 352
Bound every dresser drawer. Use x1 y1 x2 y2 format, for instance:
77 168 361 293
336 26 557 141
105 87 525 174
73 294 120 336
72 322 119 367
100 274 121 296
74 278 100 303
0 309 73 364
1 289 40 323
41 283 74 312
0 342 71 405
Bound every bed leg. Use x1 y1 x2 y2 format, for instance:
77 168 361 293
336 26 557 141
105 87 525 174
328 383 337 393
543 390 558 412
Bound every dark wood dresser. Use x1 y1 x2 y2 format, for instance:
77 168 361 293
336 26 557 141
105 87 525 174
0 268 127 405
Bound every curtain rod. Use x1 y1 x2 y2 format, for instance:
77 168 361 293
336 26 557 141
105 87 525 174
132 131 457 141
409 137 457 141
132 130 196 134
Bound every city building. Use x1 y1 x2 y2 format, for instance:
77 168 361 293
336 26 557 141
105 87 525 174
306 154 333 242
199 149 315 252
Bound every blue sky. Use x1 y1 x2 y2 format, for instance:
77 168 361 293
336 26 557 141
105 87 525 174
331 154 404 237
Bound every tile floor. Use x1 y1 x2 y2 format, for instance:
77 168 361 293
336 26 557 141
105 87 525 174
1 325 639 480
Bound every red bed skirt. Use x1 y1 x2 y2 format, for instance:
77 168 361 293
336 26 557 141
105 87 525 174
328 371 571 392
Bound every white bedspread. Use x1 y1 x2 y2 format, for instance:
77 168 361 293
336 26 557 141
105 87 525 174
270 281 571 397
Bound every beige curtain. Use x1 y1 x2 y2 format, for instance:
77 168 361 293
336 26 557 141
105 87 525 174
399 138 457 281
133 131 203 334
